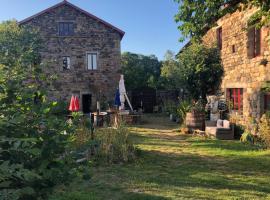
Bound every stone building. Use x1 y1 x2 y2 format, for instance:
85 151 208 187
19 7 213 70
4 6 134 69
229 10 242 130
19 0 124 113
202 6 270 124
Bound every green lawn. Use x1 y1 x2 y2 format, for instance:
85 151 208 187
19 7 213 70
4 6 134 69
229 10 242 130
50 115 270 200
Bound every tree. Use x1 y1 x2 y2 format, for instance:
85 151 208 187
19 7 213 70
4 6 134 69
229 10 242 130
179 43 224 100
121 52 162 90
160 50 183 89
174 0 270 41
0 21 76 200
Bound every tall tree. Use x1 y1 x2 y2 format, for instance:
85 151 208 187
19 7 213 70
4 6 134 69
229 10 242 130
160 50 183 89
174 0 270 41
121 52 161 90
178 43 224 100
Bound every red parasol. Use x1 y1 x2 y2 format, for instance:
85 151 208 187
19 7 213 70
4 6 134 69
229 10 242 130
74 96 80 111
68 95 76 112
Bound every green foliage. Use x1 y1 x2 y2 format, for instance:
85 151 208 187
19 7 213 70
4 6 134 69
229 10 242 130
261 81 270 93
258 112 270 148
240 131 255 144
95 125 136 164
121 52 162 90
162 100 178 115
162 43 223 100
174 0 270 41
234 124 246 139
0 21 77 199
177 100 192 123
160 50 182 89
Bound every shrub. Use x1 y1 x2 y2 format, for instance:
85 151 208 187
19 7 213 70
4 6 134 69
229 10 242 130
95 124 136 164
176 43 223 100
177 100 191 124
162 100 177 115
258 113 270 148
0 21 77 200
234 124 245 139
240 131 255 144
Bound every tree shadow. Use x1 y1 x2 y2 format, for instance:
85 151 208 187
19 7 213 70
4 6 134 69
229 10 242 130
142 150 270 192
189 138 261 152
121 192 169 200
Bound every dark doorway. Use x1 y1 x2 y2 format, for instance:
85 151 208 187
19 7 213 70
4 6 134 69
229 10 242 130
82 94 92 114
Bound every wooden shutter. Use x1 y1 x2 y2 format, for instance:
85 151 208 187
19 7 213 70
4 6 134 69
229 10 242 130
265 94 270 112
254 28 261 57
217 27 222 50
248 27 261 58
247 27 255 58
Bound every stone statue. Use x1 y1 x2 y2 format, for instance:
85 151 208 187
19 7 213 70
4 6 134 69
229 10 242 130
206 95 220 121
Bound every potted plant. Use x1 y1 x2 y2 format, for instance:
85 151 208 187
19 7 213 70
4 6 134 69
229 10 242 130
185 99 206 132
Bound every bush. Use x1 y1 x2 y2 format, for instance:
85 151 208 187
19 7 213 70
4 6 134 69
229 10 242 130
162 100 177 115
258 113 270 148
234 124 245 139
177 100 191 124
0 21 78 200
240 131 255 144
95 124 136 164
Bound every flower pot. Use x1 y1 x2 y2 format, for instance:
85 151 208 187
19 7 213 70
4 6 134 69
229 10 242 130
185 112 205 132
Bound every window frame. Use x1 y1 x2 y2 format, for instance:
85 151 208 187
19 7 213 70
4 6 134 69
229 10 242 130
62 56 71 70
86 53 98 70
226 88 243 113
58 22 74 36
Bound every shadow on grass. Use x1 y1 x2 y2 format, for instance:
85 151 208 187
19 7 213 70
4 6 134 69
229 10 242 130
189 138 261 152
130 132 189 146
121 192 169 200
115 151 270 194
51 115 270 199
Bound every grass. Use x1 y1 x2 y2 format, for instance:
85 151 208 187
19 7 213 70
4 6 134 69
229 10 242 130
49 114 270 200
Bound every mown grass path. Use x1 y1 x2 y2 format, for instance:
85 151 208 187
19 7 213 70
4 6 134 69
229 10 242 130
51 115 270 200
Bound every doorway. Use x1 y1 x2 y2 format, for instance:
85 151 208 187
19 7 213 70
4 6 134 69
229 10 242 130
82 94 92 114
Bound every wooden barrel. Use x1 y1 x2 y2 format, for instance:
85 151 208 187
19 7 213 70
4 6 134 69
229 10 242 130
185 112 205 131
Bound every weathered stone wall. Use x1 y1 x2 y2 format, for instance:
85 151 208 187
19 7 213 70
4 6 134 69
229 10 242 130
23 4 122 111
203 7 270 124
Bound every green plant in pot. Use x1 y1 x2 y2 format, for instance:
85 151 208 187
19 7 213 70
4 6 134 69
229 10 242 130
184 99 206 132
177 100 192 125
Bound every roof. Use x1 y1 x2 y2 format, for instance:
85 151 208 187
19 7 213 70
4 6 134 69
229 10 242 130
19 0 125 39
177 40 191 57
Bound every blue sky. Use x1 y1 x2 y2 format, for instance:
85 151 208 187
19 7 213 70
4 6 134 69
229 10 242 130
0 0 186 60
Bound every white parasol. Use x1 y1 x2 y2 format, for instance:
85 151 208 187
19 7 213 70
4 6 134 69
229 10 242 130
119 74 133 111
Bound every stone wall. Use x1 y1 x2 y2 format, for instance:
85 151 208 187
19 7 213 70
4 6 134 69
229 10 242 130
22 3 122 111
203 7 270 124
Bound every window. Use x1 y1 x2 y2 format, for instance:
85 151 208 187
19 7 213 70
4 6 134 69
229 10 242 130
62 56 70 70
217 27 222 50
232 45 236 53
264 94 270 112
226 88 243 113
59 22 74 36
248 27 261 58
87 53 97 70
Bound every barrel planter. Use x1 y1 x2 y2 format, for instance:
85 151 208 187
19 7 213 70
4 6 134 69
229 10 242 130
185 112 205 132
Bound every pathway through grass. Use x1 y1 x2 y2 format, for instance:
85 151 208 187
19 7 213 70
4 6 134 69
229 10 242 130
50 115 270 200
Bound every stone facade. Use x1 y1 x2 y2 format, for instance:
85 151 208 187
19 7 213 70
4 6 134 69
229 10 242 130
20 1 124 112
203 7 270 124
